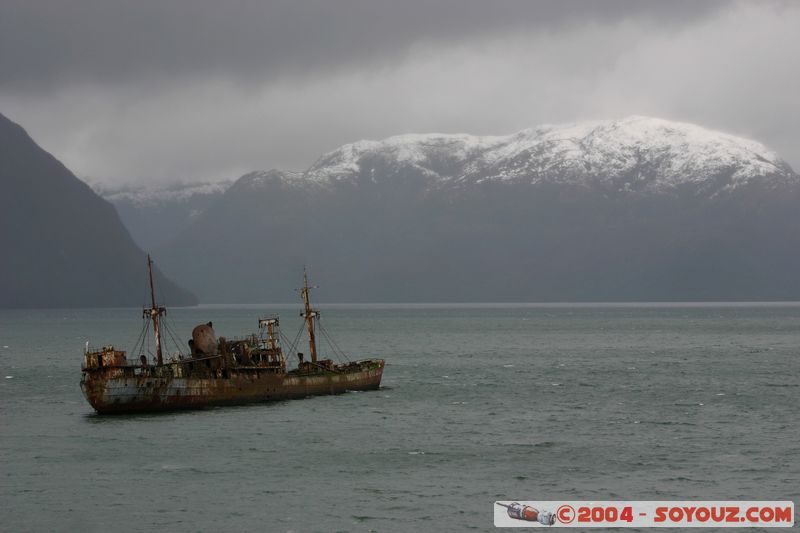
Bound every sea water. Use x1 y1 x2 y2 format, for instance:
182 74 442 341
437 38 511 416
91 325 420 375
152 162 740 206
1 304 798 532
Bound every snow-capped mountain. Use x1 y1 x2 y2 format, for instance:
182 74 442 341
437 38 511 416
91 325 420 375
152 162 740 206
145 116 800 303
287 116 796 195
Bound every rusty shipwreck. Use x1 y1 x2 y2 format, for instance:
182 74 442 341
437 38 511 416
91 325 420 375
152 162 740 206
80 256 384 414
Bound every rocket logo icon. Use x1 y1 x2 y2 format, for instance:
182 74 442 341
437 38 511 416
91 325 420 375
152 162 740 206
496 502 556 525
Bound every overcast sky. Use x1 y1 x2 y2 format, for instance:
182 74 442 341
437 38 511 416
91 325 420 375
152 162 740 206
1 0 798 187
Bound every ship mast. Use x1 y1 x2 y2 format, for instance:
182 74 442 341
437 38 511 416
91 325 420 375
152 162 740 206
144 254 166 366
300 269 319 363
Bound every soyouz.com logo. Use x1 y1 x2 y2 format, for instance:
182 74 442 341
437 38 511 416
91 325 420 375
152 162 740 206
494 501 794 527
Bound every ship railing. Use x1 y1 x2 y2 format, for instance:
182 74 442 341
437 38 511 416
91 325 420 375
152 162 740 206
83 350 291 373
84 345 115 355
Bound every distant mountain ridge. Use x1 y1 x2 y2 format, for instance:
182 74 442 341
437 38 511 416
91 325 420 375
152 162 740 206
95 180 232 250
150 116 800 303
0 113 197 308
95 180 232 207
267 116 797 194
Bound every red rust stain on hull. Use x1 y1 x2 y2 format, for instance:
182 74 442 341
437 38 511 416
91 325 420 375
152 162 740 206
81 362 384 415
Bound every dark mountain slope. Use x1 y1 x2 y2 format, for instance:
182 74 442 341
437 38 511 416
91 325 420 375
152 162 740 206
160 174 800 303
0 113 196 308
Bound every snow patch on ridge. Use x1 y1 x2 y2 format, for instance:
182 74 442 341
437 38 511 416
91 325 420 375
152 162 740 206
237 169 309 189
98 180 233 207
300 116 796 194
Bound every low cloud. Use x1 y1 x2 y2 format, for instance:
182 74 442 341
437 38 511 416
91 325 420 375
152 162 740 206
0 0 796 186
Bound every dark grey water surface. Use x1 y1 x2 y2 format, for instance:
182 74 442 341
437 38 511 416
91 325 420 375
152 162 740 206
1 304 798 532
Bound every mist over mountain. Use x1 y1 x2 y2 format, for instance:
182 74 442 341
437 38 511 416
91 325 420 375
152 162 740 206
95 180 232 250
0 113 197 308
147 116 800 303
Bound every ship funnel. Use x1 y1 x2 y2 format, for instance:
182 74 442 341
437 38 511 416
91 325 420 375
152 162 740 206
190 322 217 357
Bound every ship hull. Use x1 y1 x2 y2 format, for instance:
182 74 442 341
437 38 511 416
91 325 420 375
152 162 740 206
81 361 384 414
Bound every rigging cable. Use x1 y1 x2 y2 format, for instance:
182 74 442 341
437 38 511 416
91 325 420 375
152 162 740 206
318 321 351 363
130 318 149 357
285 320 306 357
162 318 186 359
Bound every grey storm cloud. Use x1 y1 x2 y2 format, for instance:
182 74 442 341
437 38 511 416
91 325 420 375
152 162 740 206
1 0 725 88
0 0 797 186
